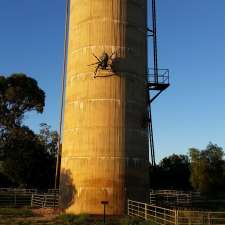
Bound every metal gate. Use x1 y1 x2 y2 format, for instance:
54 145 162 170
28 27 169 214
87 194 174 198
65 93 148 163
31 194 59 208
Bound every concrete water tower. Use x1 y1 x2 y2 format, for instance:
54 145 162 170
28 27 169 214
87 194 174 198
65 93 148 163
60 0 151 215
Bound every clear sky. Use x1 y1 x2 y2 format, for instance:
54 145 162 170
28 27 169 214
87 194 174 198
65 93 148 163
0 0 225 162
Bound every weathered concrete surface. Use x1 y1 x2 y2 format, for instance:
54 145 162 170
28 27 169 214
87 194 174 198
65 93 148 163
60 0 149 215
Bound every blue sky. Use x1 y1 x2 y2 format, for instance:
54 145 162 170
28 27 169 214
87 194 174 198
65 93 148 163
0 1 225 162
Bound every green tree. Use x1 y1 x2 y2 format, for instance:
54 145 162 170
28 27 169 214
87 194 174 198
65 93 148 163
160 154 191 190
150 154 191 190
38 123 58 158
2 126 54 188
189 143 225 194
0 73 54 188
0 73 45 129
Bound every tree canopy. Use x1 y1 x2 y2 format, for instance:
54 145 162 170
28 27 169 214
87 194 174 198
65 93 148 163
0 73 57 189
2 126 54 188
189 143 225 194
0 73 45 129
150 143 225 195
160 154 191 190
38 123 58 158
150 154 191 190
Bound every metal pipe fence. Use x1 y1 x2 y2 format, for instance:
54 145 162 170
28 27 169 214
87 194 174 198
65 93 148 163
128 199 225 225
31 193 59 208
128 200 175 225
0 188 38 193
177 211 225 225
0 193 32 207
149 190 225 209
0 189 59 208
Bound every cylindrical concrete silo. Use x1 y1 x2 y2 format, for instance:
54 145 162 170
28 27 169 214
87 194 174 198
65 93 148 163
60 0 149 215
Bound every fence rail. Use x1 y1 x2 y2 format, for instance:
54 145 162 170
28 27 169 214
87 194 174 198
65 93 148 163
0 193 32 207
149 190 225 209
0 188 37 193
0 190 59 208
43 193 59 208
147 68 170 84
128 200 175 225
177 211 225 225
31 194 45 208
128 199 225 225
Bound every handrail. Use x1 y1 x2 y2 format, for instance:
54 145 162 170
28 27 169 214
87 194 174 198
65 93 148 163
147 68 170 85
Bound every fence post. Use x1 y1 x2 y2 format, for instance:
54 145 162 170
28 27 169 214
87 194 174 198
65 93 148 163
145 203 147 220
43 194 46 208
128 200 130 216
53 192 56 208
42 194 44 208
137 203 139 217
208 212 211 225
31 194 33 208
14 192 17 206
175 210 179 225
164 209 166 225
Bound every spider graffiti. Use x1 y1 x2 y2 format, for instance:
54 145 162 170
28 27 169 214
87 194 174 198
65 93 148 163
88 52 115 78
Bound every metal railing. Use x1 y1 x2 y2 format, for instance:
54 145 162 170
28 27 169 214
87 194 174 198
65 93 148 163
177 211 225 225
149 190 225 209
128 199 175 225
128 199 225 225
31 193 59 208
0 188 37 193
0 189 59 208
0 192 32 207
147 68 170 85
150 190 195 206
31 194 45 208
150 190 201 197
47 189 60 194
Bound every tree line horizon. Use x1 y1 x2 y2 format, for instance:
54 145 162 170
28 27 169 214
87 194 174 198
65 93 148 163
1 73 225 195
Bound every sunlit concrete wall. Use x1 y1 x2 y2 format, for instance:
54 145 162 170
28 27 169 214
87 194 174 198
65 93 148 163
60 0 149 215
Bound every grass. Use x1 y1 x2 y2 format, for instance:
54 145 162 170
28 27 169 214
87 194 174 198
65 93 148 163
0 208 156 225
54 214 155 225
0 208 34 217
55 214 92 225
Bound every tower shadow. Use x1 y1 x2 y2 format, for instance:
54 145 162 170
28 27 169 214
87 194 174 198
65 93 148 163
60 168 77 209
